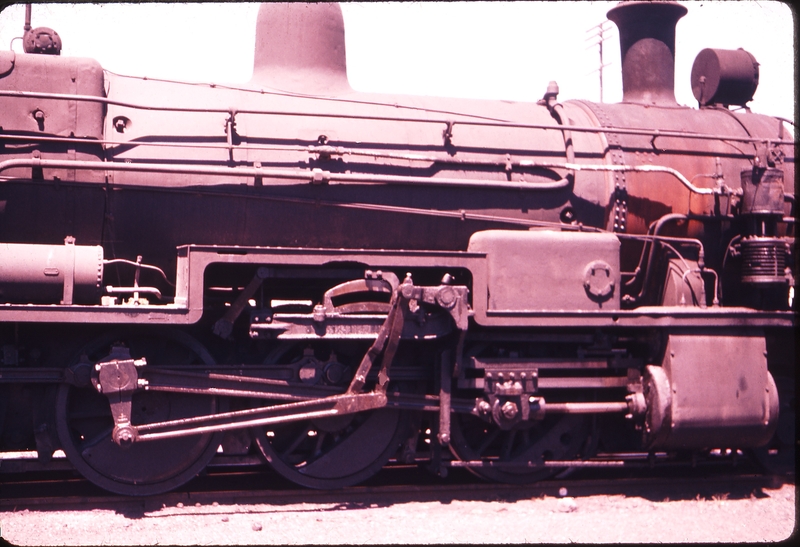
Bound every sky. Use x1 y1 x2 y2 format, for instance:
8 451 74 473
0 2 795 120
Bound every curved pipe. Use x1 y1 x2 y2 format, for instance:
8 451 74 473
636 214 691 302
629 214 696 286
519 161 724 195
623 213 712 306
103 258 175 287
549 103 575 183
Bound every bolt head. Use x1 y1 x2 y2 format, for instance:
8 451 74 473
501 401 519 420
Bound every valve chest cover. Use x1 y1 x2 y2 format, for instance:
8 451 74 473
468 230 621 312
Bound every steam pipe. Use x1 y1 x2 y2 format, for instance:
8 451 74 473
539 82 575 182
0 158 570 191
0 157 730 195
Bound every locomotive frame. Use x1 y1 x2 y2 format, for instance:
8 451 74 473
0 2 795 495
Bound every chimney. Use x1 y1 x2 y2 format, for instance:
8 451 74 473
606 1 688 105
250 3 351 95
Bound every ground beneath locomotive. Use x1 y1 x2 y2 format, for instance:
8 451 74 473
0 481 793 544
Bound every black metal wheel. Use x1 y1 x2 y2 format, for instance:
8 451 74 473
55 330 224 496
449 410 589 484
252 342 410 489
447 342 593 484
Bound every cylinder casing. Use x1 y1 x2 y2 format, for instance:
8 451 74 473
0 242 103 304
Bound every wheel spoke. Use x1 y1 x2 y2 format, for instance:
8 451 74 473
79 426 114 454
280 425 313 460
68 409 111 421
312 431 326 459
475 428 500 457
500 429 517 460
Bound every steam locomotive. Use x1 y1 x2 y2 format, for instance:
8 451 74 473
0 2 794 496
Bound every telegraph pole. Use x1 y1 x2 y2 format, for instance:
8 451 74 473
585 20 612 103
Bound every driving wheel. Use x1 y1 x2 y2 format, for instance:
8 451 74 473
252 342 410 489
56 330 224 496
449 410 589 484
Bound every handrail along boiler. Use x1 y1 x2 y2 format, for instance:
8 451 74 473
0 2 794 495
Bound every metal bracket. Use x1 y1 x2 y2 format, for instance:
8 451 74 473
345 274 469 395
213 267 270 340
442 121 455 147
320 270 399 315
61 236 75 305
91 347 147 446
225 109 238 162
345 282 407 395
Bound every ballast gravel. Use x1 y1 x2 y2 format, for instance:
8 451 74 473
0 483 794 544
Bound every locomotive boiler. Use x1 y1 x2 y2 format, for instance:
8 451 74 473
0 2 794 495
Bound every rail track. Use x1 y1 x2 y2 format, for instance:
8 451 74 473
1 450 791 512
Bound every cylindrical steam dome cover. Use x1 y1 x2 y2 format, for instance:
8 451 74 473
691 48 759 106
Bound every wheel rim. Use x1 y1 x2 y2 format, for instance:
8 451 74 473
252 342 409 489
55 330 223 496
